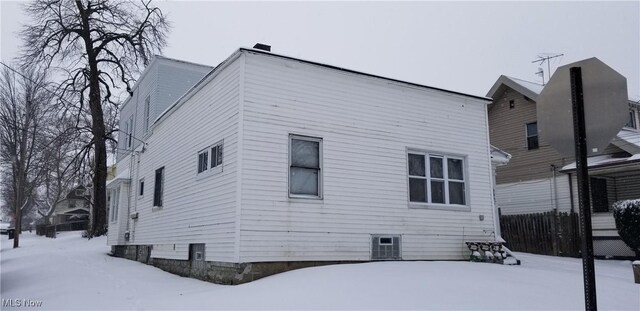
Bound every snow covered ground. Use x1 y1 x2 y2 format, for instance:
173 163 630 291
1 232 638 310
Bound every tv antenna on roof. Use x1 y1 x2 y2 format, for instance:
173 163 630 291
532 53 564 85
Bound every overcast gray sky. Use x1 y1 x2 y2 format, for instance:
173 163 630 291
1 0 639 98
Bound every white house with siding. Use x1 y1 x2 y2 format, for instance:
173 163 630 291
107 46 500 283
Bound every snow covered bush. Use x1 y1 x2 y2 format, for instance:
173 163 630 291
612 199 640 258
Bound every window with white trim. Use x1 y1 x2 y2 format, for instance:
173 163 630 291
196 141 223 175
526 122 539 150
138 178 145 198
408 152 466 206
211 143 223 169
110 187 120 222
127 115 133 149
289 135 322 198
143 96 151 132
153 167 164 207
197 149 208 174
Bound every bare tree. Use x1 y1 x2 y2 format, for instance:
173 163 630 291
36 118 85 225
20 0 169 237
0 66 53 247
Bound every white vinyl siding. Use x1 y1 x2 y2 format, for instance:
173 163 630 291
239 51 494 262
108 59 240 263
495 175 572 215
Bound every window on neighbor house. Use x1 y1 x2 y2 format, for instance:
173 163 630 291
75 189 84 196
526 122 539 150
197 149 208 174
138 178 144 198
127 115 133 149
625 109 637 129
211 142 223 169
408 152 467 206
69 201 76 209
289 135 322 198
154 167 164 207
590 177 609 213
144 96 151 132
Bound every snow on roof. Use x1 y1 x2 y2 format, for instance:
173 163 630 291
486 75 543 100
106 169 130 188
611 128 640 154
560 153 639 171
490 145 511 165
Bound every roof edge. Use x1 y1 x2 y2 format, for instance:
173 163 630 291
240 48 491 102
486 75 540 101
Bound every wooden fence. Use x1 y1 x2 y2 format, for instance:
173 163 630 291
500 211 581 257
36 220 88 238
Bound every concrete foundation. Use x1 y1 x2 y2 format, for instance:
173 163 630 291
110 245 361 285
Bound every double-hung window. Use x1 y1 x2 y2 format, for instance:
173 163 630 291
289 135 322 198
110 187 120 222
153 167 164 207
526 122 539 150
408 152 467 206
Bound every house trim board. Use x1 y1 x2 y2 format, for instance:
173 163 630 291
234 53 245 262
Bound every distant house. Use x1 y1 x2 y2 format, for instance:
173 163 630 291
50 185 91 225
486 75 640 258
108 46 501 284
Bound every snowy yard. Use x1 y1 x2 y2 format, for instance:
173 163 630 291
1 232 638 310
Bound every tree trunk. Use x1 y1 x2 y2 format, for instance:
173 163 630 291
77 1 107 237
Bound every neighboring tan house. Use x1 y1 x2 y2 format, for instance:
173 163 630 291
50 185 91 225
107 46 501 284
486 75 640 258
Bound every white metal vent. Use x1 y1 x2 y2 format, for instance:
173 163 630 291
371 235 401 260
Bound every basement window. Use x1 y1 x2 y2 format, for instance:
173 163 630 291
371 235 401 260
